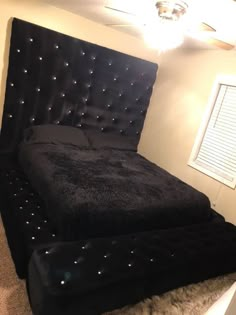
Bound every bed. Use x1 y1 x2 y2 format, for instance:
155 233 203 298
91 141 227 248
18 125 212 240
0 17 159 277
0 17 235 315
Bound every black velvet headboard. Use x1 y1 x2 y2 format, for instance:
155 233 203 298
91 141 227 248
0 18 158 153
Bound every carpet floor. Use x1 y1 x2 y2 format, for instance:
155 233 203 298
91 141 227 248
1 217 236 315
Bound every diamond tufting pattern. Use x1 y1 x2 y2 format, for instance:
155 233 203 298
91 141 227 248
0 167 60 274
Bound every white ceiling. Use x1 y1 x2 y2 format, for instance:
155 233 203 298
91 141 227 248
42 0 236 50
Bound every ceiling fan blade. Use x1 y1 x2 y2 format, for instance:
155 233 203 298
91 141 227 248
106 24 135 27
204 37 234 50
198 22 216 32
104 6 136 16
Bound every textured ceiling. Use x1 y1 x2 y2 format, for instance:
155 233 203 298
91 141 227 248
42 0 236 50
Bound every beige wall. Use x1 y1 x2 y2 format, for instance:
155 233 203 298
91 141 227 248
0 0 158 124
139 48 236 224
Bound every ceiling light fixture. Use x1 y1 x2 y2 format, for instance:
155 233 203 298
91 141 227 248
143 0 188 52
156 0 188 21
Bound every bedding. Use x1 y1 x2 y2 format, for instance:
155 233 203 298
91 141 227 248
85 130 137 151
23 125 90 147
18 141 212 240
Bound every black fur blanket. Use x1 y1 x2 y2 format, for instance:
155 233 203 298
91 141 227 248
18 144 212 240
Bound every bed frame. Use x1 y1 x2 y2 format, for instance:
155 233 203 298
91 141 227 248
1 18 236 315
0 18 157 278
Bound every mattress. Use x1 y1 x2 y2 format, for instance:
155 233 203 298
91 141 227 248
18 143 212 240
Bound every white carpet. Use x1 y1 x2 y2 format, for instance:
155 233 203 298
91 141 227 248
106 274 236 315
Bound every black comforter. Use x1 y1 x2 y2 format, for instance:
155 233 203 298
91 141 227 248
18 143 212 240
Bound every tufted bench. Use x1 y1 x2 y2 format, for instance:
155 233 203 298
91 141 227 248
28 221 236 315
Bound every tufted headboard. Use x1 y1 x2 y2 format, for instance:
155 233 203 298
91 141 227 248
0 18 158 153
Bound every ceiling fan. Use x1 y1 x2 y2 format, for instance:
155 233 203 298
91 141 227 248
105 0 235 50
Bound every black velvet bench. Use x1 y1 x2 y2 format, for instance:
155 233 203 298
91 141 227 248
28 221 236 315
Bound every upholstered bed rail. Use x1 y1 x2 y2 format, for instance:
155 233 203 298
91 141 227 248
28 221 236 315
0 18 157 153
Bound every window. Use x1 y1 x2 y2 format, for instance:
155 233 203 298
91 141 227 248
189 76 236 189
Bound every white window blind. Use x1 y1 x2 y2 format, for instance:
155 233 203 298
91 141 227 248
189 77 236 188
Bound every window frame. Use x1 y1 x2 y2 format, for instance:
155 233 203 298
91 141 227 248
188 75 236 189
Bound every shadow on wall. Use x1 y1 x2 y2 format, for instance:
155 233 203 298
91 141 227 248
0 18 13 129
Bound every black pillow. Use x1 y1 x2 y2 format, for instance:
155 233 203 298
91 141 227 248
23 125 90 147
85 130 137 151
